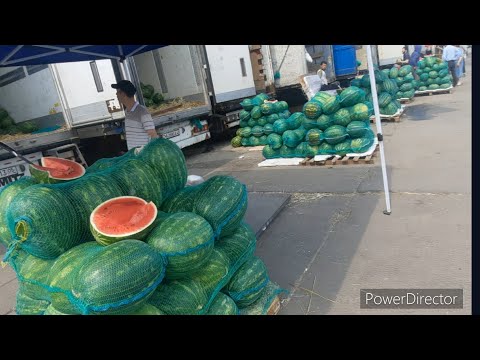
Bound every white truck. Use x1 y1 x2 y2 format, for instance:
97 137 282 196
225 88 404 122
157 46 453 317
0 45 258 188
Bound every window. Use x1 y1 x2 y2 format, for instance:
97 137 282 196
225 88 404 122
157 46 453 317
89 61 104 92
0 67 26 87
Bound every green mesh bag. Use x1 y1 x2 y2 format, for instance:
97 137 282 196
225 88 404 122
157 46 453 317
223 256 269 308
324 125 348 145
251 125 264 137
16 286 50 315
146 212 214 280
417 59 426 69
267 133 283 150
321 95 341 115
263 123 274 136
279 145 295 158
260 102 275 115
381 102 399 116
259 135 268 146
389 66 399 78
239 119 249 128
282 130 301 148
215 223 256 268
425 56 437 68
86 147 138 174
231 136 242 148
239 126 252 138
257 117 268 127
420 73 430 82
262 145 280 159
303 101 323 119
240 98 254 111
206 292 239 315
43 304 69 315
250 136 261 147
338 86 366 107
333 108 351 127
346 120 369 138
351 130 374 153
250 106 262 119
306 129 323 146
316 114 334 131
193 175 247 238
306 144 319 157
398 65 412 77
127 303 165 315
277 101 289 112
0 177 38 247
273 119 288 135
239 110 250 121
247 118 257 128
266 113 280 124
251 93 268 106
318 142 335 155
350 78 362 87
363 101 374 117
239 281 288 315
349 103 370 122
161 183 206 213
189 248 230 296
302 117 319 130
286 112 305 130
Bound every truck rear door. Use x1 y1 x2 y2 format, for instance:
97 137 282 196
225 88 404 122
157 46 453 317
332 45 357 78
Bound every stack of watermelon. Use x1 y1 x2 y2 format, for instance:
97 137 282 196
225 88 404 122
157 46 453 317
262 87 376 159
231 93 291 148
415 57 453 92
0 107 39 137
1 138 284 315
351 67 406 115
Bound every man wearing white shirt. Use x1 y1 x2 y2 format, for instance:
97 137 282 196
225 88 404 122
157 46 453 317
317 61 340 91
442 45 462 87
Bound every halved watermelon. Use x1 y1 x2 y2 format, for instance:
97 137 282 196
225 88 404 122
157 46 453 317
90 196 158 246
30 157 85 184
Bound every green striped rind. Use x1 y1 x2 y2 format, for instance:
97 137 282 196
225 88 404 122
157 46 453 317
0 177 38 247
11 251 55 301
250 106 262 119
332 108 351 127
86 147 138 174
108 159 163 208
223 256 268 308
126 303 165 315
72 240 165 315
273 119 288 135
346 121 369 139
324 125 348 145
161 183 206 213
47 242 103 314
267 133 283 150
189 248 230 296
28 166 50 184
215 223 256 269
351 136 374 154
135 138 187 200
321 96 341 115
338 86 365 107
334 140 351 156
303 101 322 119
193 176 247 237
306 129 323 146
67 174 125 243
6 184 86 259
148 278 208 315
286 113 305 130
16 286 50 315
43 305 69 315
316 114 334 131
378 92 393 107
146 212 214 280
206 293 239 315
389 67 399 78
239 281 287 315
349 103 370 122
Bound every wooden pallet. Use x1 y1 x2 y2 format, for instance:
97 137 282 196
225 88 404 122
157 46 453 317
301 145 378 166
399 97 414 104
267 296 281 315
370 114 401 123
414 89 452 97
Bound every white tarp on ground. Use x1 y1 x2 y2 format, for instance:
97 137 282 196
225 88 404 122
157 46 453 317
312 136 379 162
370 105 405 119
415 86 453 95
257 157 305 167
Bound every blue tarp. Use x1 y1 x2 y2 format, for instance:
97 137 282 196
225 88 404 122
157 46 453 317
0 45 167 67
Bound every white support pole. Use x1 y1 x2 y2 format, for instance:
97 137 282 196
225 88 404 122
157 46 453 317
366 45 392 215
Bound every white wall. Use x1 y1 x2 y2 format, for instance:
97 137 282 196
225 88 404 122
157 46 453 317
55 59 117 108
269 45 307 87
0 66 60 122
133 51 162 93
378 45 404 66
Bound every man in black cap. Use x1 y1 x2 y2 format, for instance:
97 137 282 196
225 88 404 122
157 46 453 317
111 80 158 150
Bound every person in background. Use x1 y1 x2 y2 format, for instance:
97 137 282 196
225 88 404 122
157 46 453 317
424 45 434 56
442 45 461 87
317 61 341 91
396 46 410 66
455 46 465 83
111 80 159 150
409 45 423 80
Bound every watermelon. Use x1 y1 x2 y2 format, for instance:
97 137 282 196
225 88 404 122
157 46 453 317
89 196 157 246
374 70 386 83
0 115 14 129
302 117 319 130
378 92 393 107
16 286 50 315
334 140 351 156
231 136 242 148
398 65 412 77
72 240 165 314
395 76 405 86
189 248 230 296
273 119 288 135
294 142 309 158
428 84 440 90
148 278 208 315
432 63 440 71
239 110 250 121
263 123 274 136
223 256 268 308
382 79 397 95
306 144 319 157
440 83 452 89
392 99 402 110
403 89 415 99
0 177 38 247
262 145 279 159
418 86 428 92
259 135 268 146
316 114 334 131
44 305 69 315
193 175 247 238
361 74 371 87
363 86 371 96
147 212 214 279
417 60 426 69
266 133 283 150
250 106 262 119
351 135 374 153
363 101 374 117
240 99 254 111
294 126 306 139
350 78 362 87
29 157 85 184
277 101 289 112
332 108 351 127
206 293 238 315
389 67 399 78
134 138 187 199
250 136 261 147
404 73 414 81
241 137 250 147
346 121 368 138
400 83 413 92
425 56 436 68
350 103 370 122
279 145 295 158
423 66 432 73
438 69 449 78
251 93 269 106
429 71 439 79
282 130 301 148
267 114 280 124
6 184 86 259
216 223 256 267
260 102 275 115
240 127 252 138
126 303 165 315
257 117 268 127
286 112 305 130
321 95 341 115
251 125 263 137
280 110 291 119
434 77 443 85
426 78 436 86
376 82 385 94
339 86 366 107
416 68 424 76
438 62 448 71
381 102 399 116
247 118 257 128
381 68 391 77
47 242 102 314
306 129 323 146
161 183 205 214
303 101 322 119
109 159 163 207
324 125 347 145
420 73 430 82
318 142 335 155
